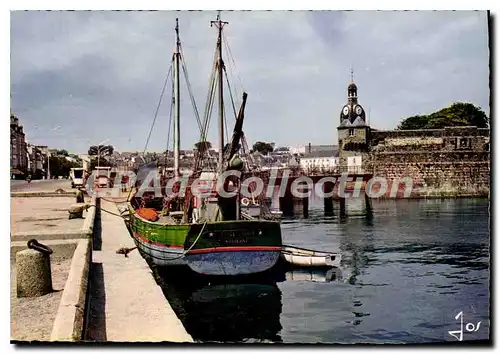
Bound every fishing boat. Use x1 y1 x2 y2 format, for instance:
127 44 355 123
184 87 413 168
128 14 282 276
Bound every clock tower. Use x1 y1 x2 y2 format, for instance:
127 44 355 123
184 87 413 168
337 70 370 173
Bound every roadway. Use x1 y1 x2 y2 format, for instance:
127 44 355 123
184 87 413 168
10 179 73 193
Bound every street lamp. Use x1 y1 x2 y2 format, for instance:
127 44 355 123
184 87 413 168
46 150 51 180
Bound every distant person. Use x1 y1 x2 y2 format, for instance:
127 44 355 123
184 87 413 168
121 175 129 192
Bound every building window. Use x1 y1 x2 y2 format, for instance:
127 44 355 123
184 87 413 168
456 137 471 149
349 129 355 136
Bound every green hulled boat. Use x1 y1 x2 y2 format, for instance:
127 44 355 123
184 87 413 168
129 14 282 276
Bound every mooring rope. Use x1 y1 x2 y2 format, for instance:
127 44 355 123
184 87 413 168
148 220 208 261
88 201 208 261
99 197 129 204
85 204 129 219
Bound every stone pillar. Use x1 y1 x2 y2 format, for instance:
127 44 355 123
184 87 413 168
303 193 309 219
323 182 334 216
279 179 294 217
292 184 309 218
339 196 347 220
16 249 53 298
364 191 372 213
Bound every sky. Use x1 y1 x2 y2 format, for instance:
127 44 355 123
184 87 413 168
10 10 490 155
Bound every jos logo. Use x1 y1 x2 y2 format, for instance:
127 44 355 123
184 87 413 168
448 311 482 342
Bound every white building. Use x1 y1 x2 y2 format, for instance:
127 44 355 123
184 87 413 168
299 151 339 173
289 145 307 155
347 156 363 173
78 154 92 171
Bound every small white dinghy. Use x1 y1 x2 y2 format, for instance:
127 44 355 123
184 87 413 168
281 245 341 268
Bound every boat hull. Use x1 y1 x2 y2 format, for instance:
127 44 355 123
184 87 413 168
129 206 282 275
183 220 282 276
187 249 280 276
132 229 187 266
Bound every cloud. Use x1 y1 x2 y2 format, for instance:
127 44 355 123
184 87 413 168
10 10 489 154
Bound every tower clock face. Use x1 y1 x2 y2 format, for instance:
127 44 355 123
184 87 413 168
355 105 363 115
342 106 349 116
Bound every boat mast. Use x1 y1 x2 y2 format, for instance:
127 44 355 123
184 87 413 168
211 12 228 168
173 18 181 177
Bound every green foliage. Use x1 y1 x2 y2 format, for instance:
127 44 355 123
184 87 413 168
69 154 82 162
46 156 80 177
194 140 212 154
252 141 274 155
88 145 114 156
396 115 429 130
89 157 112 171
397 102 489 130
56 149 69 156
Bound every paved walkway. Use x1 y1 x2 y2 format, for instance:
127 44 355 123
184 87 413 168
11 196 90 234
86 199 193 343
11 179 72 192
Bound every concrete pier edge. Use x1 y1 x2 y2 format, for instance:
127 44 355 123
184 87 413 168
50 239 92 341
11 191 78 198
81 195 97 235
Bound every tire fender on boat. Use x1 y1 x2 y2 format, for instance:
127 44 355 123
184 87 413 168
241 197 250 206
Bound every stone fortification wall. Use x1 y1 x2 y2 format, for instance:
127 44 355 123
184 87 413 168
365 126 490 198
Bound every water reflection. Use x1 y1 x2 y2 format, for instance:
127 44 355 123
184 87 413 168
154 264 343 343
277 198 489 343
152 198 489 343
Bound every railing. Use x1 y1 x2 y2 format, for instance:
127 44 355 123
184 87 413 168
249 166 368 179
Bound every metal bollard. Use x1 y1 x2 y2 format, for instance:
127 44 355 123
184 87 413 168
76 189 85 203
68 203 88 219
16 240 53 298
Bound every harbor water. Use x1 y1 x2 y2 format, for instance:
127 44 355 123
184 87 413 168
156 197 490 344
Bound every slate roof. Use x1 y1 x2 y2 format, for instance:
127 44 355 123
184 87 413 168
301 150 339 158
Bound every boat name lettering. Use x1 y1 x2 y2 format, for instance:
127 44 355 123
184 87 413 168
224 231 256 238
222 238 248 245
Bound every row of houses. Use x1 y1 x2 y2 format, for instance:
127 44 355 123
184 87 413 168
11 114 54 179
10 114 28 176
108 143 346 174
10 114 48 178
10 114 82 179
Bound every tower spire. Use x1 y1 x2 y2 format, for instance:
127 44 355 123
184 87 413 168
350 67 354 83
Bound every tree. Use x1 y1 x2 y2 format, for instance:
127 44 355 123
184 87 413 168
56 149 69 156
397 102 489 130
46 155 80 178
194 140 212 160
194 140 212 154
88 145 114 157
89 157 112 171
396 115 430 130
252 141 274 155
